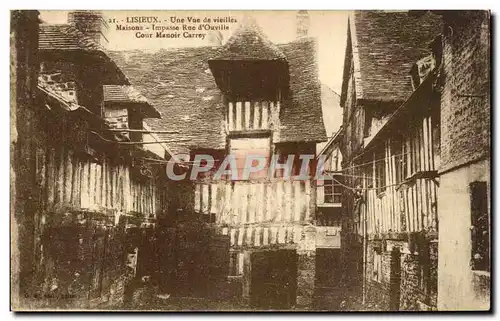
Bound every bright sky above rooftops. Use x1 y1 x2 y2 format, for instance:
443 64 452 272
39 10 348 94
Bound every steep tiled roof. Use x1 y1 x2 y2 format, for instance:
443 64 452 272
364 69 438 149
104 85 144 103
109 38 326 155
38 24 130 85
211 16 286 61
39 24 101 51
278 38 325 143
343 11 442 103
109 47 226 155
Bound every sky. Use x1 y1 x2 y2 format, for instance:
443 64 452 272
39 10 349 94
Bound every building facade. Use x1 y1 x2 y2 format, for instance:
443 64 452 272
339 10 491 311
437 11 490 311
339 11 442 310
110 13 349 309
11 11 168 309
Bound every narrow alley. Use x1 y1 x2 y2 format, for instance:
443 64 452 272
10 9 491 312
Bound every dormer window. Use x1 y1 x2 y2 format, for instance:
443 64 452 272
208 18 289 134
103 85 161 143
410 55 436 90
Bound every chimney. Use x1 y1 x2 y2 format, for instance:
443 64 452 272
206 30 223 47
68 11 109 46
296 10 310 38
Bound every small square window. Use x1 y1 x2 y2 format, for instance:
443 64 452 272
323 177 342 204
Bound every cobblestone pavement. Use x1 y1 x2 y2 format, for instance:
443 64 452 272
107 284 370 312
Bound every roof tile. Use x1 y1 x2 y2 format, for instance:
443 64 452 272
211 16 286 61
103 85 161 119
39 24 101 51
349 11 442 102
109 37 327 155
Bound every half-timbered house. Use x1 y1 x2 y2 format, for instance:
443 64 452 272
110 13 342 309
314 128 344 309
12 11 168 309
339 11 442 310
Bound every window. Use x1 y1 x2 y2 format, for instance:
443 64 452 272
318 176 342 207
372 249 382 282
470 181 490 271
229 137 270 180
324 179 342 204
330 149 343 172
229 252 244 276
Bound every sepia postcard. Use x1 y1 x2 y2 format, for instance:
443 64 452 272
10 9 491 312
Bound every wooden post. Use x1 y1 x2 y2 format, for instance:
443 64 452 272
71 156 81 209
228 102 234 131
46 148 55 209
235 102 242 131
422 117 429 172
253 101 260 129
285 180 292 222
244 101 251 130
262 101 269 129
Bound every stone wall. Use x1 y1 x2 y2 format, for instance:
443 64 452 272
399 240 438 310
364 238 438 311
437 10 491 311
440 11 490 174
296 251 315 308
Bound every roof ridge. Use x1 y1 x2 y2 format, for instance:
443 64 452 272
212 15 286 61
39 23 103 51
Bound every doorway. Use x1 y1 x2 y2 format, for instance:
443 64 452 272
389 247 401 311
250 249 297 309
315 248 341 309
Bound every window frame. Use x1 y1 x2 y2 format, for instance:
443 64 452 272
228 134 272 181
323 178 342 205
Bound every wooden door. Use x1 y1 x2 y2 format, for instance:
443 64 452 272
250 250 297 309
315 248 341 309
389 247 401 311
